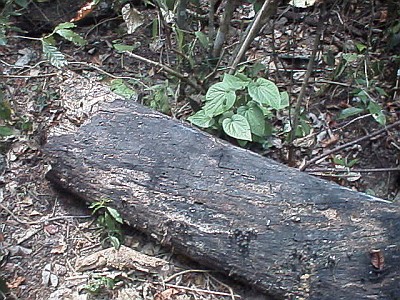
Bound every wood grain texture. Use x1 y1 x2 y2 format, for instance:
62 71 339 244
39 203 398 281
43 99 400 300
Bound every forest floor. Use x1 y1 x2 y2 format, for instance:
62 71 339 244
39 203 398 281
1 1 400 299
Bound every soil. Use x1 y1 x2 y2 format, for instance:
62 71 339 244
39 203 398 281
1 1 400 299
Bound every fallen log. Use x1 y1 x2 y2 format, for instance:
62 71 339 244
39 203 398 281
43 99 400 300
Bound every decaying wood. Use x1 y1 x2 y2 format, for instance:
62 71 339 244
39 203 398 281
43 99 400 300
75 245 171 274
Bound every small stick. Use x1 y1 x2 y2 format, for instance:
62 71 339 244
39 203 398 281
288 15 324 164
0 203 90 225
69 61 150 88
0 73 59 78
228 0 275 75
123 51 205 93
306 167 400 173
300 119 400 171
157 282 241 298
164 269 212 283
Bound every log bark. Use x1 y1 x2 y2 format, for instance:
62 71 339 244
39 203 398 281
43 99 400 300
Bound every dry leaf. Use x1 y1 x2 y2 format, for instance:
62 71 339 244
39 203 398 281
44 224 59 235
8 276 25 289
121 4 144 34
379 10 388 23
370 249 384 270
50 243 67 254
155 288 180 300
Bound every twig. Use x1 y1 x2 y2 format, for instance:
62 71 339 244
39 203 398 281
68 61 150 88
0 203 91 225
208 274 236 300
157 282 241 298
212 0 240 58
204 42 239 84
163 269 236 299
164 269 212 283
84 16 120 39
229 0 277 75
306 167 400 173
288 14 324 164
123 51 205 93
12 35 41 41
300 119 400 171
208 0 216 50
0 73 59 78
315 79 351 87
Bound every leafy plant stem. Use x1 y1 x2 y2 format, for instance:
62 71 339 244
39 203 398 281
124 51 205 93
229 0 278 75
300 119 400 171
288 15 324 165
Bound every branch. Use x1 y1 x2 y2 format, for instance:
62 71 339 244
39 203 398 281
124 51 205 93
300 119 400 171
208 0 216 47
306 167 400 173
288 16 324 164
211 0 240 58
228 0 279 75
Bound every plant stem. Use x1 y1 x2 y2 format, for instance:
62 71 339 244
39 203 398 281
288 16 324 164
212 0 240 58
300 119 400 171
208 0 216 49
124 51 205 93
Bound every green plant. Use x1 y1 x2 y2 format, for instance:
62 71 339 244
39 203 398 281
188 73 289 147
110 79 137 99
0 0 29 45
89 198 124 249
40 22 87 68
144 80 174 114
83 275 119 295
0 89 15 137
331 53 387 125
332 155 359 169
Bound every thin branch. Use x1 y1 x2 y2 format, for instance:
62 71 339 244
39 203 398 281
164 269 212 283
300 119 400 171
288 14 324 164
69 61 150 88
212 0 240 58
208 0 216 49
229 0 278 75
123 51 205 93
306 167 400 173
155 282 241 298
0 203 91 225
0 73 59 78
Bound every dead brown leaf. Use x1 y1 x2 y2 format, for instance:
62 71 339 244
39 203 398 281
7 276 25 289
321 134 339 148
44 224 59 235
154 288 181 300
